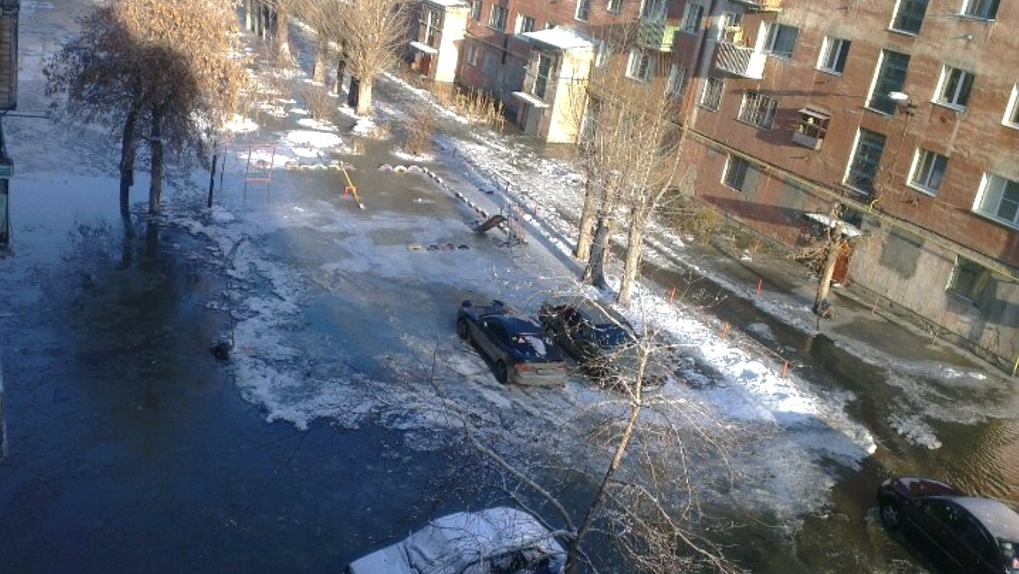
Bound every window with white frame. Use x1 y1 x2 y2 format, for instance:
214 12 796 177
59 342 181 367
641 0 667 21
576 0 592 21
974 173 1019 228
765 23 799 59
607 0 623 14
935 66 974 109
817 37 850 74
626 49 654 82
700 77 724 110
960 0 999 19
1003 85 1019 128
723 156 756 193
947 257 990 303
594 40 610 68
867 50 910 115
516 14 535 34
489 5 508 30
891 0 929 34
681 3 704 33
470 0 482 21
793 109 830 147
738 90 778 130
667 65 687 98
466 42 479 66
845 128 886 195
717 11 743 42
908 149 948 194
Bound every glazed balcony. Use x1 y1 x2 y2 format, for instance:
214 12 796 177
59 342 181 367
636 18 679 52
727 0 782 10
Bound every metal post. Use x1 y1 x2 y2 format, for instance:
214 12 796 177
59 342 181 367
0 352 6 461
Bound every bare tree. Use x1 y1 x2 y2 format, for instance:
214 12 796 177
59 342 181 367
574 52 687 305
46 0 247 214
293 0 346 84
336 0 412 116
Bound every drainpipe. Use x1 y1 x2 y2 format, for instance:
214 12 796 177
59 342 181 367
683 0 721 129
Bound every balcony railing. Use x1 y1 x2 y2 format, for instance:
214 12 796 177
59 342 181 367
727 0 782 10
714 42 766 79
637 18 679 52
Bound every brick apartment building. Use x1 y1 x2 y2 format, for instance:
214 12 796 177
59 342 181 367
406 0 1019 371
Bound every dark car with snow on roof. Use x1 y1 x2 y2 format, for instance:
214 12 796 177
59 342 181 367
457 300 569 386
878 476 1019 574
538 297 669 390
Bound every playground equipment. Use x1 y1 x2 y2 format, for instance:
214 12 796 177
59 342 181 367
341 165 364 209
472 214 506 233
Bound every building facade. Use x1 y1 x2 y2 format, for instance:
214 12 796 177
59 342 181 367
407 0 1019 370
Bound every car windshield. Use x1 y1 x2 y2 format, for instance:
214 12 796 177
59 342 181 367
594 324 632 348
1001 540 1019 572
511 333 555 359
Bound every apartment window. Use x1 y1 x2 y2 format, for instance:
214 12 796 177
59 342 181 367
867 50 910 115
908 149 948 194
817 37 850 74
960 0 999 19
594 40 610 68
533 52 553 99
935 67 974 109
576 0 592 21
845 129 886 195
1003 85 1019 128
420 8 442 46
642 0 667 20
681 3 704 33
738 90 778 130
667 65 687 98
891 0 929 34
723 156 755 193
974 173 1019 228
466 42 479 66
700 77 724 110
765 23 799 59
947 257 989 303
470 0 482 21
607 0 623 14
516 14 535 34
626 49 654 82
489 5 508 30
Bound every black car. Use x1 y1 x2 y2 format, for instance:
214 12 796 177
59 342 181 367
538 297 669 389
457 300 569 386
878 476 1019 574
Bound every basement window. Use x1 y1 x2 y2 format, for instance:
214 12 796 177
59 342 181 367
947 256 989 303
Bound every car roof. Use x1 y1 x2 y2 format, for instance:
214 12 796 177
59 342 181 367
546 297 631 328
946 496 1019 541
493 315 543 335
401 507 564 574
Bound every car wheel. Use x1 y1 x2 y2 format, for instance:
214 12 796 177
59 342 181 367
457 318 471 341
495 360 509 385
879 499 902 529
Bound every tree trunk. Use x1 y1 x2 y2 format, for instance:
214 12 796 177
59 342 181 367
244 0 253 31
583 216 610 288
273 4 291 63
355 78 373 116
564 393 643 574
813 222 844 314
334 54 347 95
617 208 644 307
148 112 165 215
313 39 328 84
575 182 598 262
118 102 141 216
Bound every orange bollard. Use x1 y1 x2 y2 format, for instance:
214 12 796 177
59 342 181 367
756 278 763 298
721 322 730 339
781 361 789 379
872 297 879 315
669 286 676 303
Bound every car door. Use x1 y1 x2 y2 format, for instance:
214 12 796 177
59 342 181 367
477 319 507 362
547 307 580 355
905 499 967 574
947 512 999 574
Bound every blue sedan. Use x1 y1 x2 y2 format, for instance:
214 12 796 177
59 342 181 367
457 300 568 387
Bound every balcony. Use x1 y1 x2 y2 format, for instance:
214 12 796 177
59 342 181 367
714 42 766 79
727 0 782 10
637 18 679 52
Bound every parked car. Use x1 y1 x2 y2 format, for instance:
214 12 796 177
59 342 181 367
877 476 1019 574
457 300 569 386
345 507 566 574
538 297 669 389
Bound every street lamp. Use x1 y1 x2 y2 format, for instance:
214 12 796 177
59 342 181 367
889 91 917 116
